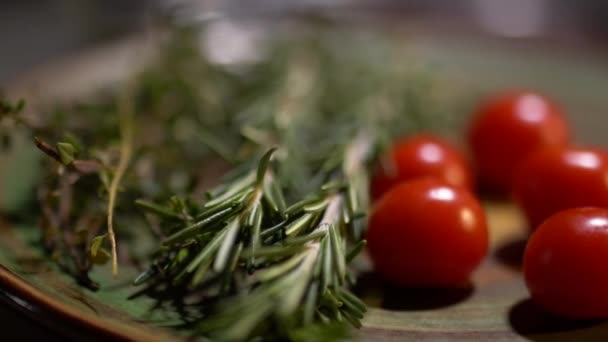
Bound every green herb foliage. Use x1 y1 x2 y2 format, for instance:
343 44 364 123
4 19 447 341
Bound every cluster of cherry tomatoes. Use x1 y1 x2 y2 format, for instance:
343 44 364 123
366 91 608 319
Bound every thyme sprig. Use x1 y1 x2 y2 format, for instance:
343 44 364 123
105 83 136 276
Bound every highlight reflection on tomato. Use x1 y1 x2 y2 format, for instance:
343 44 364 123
513 146 608 230
371 134 472 200
468 91 570 194
524 207 608 318
367 178 488 287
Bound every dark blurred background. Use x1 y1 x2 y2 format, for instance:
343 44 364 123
0 0 154 83
1 0 608 84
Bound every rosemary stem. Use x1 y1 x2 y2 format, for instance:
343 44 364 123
304 195 342 266
306 129 371 259
316 196 343 234
343 132 373 177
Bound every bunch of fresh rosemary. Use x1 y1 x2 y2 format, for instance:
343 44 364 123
2 18 448 341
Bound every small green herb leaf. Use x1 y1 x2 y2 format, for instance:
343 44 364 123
135 199 184 220
90 248 111 265
89 234 107 258
56 142 76 165
256 147 278 186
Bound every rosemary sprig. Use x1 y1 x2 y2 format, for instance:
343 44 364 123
133 130 373 340
218 134 371 339
134 148 283 289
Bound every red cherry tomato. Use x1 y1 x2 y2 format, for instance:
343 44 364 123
513 146 608 230
524 207 608 318
468 91 570 193
366 178 489 287
371 134 473 200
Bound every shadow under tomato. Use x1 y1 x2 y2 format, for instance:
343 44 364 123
478 190 510 202
509 298 605 339
354 272 474 311
494 238 528 271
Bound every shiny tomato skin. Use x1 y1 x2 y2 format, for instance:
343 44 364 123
513 146 608 230
468 91 570 193
371 134 473 200
524 207 608 319
366 178 489 287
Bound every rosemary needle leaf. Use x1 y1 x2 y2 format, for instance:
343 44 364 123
286 229 327 245
162 206 235 245
135 199 184 220
245 203 260 227
184 227 228 273
228 242 243 272
270 179 287 216
256 147 278 186
284 196 321 217
342 304 365 320
317 310 331 325
133 267 156 286
341 310 362 329
345 239 367 264
240 245 305 259
256 252 307 282
249 207 262 267
322 289 343 309
204 173 255 208
303 281 320 325
329 225 346 281
347 185 359 215
285 213 315 237
342 203 352 225
167 248 190 271
322 236 333 288
334 307 344 323
338 288 367 314
213 218 241 272
320 181 348 191
195 198 239 220
278 264 310 316
260 219 288 238
191 255 213 287
313 248 323 279
263 181 280 214
303 198 329 213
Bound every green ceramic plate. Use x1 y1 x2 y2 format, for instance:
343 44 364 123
2 31 608 341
